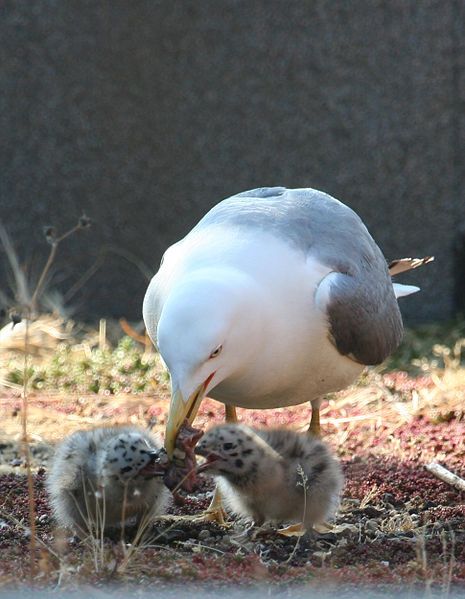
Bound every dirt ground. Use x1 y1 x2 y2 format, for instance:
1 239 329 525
0 375 464 593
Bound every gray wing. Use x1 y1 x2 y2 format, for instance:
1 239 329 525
323 269 403 365
199 187 404 365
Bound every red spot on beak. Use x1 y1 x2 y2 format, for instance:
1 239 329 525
203 372 216 394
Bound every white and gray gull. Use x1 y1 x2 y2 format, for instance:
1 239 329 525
143 186 431 460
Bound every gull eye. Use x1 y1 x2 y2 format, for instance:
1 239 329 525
209 344 223 359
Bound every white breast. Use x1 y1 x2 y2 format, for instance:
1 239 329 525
196 229 364 408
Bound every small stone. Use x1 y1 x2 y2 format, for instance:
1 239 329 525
10 458 22 467
360 506 384 518
198 529 211 540
365 519 379 532
312 550 331 565
315 532 337 543
332 523 359 538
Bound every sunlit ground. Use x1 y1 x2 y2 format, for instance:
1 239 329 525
0 318 464 592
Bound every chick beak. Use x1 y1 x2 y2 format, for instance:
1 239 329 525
164 372 215 457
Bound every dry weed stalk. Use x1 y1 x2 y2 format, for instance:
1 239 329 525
20 318 37 580
380 512 418 535
284 464 308 565
30 216 91 316
441 530 455 598
360 484 379 509
0 215 91 581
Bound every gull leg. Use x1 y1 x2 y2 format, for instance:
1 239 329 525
195 485 229 525
195 404 238 525
225 404 238 424
308 402 321 437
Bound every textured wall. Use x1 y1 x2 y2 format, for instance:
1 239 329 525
1 1 464 322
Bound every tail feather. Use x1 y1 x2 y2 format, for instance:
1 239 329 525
388 256 434 276
393 283 420 298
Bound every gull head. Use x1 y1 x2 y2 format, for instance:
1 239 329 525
156 269 263 456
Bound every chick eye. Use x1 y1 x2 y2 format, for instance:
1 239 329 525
209 344 223 359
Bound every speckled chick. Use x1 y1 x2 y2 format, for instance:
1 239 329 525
195 424 343 528
47 426 169 536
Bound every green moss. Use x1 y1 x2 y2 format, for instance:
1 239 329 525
383 318 465 374
5 336 165 394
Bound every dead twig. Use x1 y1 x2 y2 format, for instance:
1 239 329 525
119 318 147 345
31 216 91 315
21 317 37 580
425 462 465 492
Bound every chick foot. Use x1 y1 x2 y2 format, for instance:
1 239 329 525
277 522 307 537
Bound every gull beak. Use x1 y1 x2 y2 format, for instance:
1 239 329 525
164 372 215 457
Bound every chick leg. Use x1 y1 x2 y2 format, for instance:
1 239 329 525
308 400 322 437
195 404 238 525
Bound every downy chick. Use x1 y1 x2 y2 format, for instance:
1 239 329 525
195 424 343 529
47 426 169 536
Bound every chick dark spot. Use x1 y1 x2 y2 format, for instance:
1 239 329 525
235 459 244 468
130 445 137 451
121 466 133 474
223 443 234 450
242 449 253 456
311 462 327 477
309 444 326 458
230 452 238 457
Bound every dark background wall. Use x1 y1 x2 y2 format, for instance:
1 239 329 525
1 1 464 323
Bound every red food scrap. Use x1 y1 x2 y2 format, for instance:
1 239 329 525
149 420 204 501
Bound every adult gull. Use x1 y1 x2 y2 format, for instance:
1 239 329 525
143 187 431 459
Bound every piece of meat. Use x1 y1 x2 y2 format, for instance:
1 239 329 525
148 420 204 501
